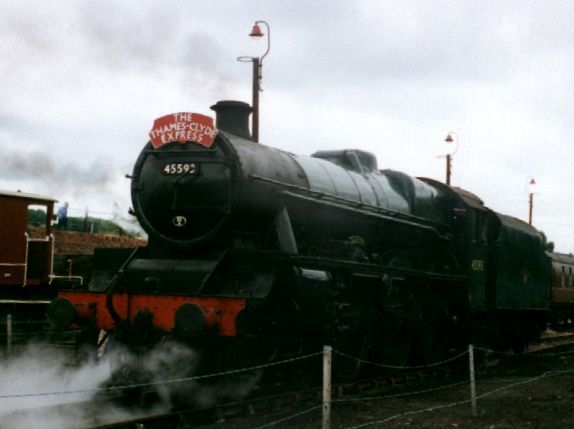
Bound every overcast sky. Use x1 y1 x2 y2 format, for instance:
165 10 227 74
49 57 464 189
1 0 573 251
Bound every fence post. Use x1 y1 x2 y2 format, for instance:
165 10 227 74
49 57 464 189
323 345 332 429
469 344 477 417
6 314 12 356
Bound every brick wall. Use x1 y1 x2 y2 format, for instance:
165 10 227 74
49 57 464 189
54 231 147 255
29 227 147 255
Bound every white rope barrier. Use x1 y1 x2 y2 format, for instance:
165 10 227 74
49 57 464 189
341 367 574 429
2 339 574 429
469 344 477 417
253 404 322 429
332 348 469 370
0 351 323 400
331 380 469 404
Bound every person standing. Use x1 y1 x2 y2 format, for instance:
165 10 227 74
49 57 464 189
57 202 69 230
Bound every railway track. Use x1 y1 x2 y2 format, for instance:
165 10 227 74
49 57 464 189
528 330 574 353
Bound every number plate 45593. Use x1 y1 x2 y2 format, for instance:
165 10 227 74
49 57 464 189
162 163 198 176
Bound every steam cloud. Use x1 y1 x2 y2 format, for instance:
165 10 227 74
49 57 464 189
101 340 262 410
0 342 167 429
0 340 260 428
112 202 146 237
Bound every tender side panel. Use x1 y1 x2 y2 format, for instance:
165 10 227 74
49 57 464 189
494 215 551 310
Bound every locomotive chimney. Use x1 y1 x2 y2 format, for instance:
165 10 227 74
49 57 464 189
210 100 253 140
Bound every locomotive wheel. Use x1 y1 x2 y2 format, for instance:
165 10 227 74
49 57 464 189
412 307 451 365
373 311 413 372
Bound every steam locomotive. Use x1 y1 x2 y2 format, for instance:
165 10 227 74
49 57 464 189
48 100 554 379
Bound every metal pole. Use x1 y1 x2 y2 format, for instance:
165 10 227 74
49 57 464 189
322 345 332 429
528 193 533 225
6 314 12 356
84 207 89 232
252 57 261 142
446 153 452 185
469 344 477 417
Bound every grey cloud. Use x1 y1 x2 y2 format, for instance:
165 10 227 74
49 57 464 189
1 0 573 250
271 1 574 91
0 144 112 193
78 3 226 76
0 113 29 130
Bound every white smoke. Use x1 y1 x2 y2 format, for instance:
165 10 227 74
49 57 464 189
190 370 262 409
111 202 146 238
0 340 261 428
0 344 107 412
0 343 162 429
100 340 261 410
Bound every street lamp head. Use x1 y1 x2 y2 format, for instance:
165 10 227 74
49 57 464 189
249 23 264 38
527 177 536 225
248 20 270 62
444 131 459 156
442 132 458 186
526 177 537 195
240 20 270 143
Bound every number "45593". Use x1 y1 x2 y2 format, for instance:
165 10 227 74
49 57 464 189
162 163 197 175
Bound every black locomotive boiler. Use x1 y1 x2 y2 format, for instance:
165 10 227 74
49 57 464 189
49 100 551 379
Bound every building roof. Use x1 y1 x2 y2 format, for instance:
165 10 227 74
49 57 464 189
0 189 58 204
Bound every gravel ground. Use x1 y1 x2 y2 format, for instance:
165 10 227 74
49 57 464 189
212 349 574 429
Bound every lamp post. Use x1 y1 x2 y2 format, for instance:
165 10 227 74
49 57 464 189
527 178 536 225
237 20 270 142
444 132 459 186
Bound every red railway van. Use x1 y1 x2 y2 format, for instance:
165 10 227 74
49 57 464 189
0 190 56 289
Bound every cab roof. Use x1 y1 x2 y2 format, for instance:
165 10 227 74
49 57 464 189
0 190 57 204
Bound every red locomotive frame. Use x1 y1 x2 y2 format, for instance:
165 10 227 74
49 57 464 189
58 291 245 336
